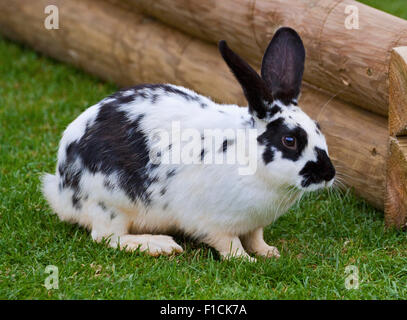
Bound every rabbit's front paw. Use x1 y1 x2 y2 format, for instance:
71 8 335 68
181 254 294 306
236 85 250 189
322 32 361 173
118 234 183 256
241 228 280 259
203 233 257 262
222 252 257 263
253 245 280 259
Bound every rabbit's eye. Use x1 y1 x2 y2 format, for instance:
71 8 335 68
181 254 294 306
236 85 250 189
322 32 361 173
282 136 297 149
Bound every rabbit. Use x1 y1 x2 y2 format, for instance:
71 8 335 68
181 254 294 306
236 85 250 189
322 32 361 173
42 27 335 261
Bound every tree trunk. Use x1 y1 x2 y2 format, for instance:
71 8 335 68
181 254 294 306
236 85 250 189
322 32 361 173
389 47 407 136
386 48 407 227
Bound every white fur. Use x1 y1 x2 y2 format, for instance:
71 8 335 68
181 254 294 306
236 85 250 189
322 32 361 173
42 85 330 259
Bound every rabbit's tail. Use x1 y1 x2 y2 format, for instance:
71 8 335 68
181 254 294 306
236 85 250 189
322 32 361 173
41 173 78 222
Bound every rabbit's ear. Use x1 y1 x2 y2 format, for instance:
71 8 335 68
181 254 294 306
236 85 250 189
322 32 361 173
261 27 305 105
219 40 273 119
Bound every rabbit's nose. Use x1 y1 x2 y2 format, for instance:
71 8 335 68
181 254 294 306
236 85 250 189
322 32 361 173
323 164 335 181
323 160 335 182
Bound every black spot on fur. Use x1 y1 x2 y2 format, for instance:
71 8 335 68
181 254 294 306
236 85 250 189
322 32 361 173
98 202 107 211
167 169 176 178
221 140 228 152
200 149 207 161
300 147 335 187
131 84 202 103
112 84 204 106
148 175 159 184
110 211 117 220
266 104 282 118
150 162 160 170
257 117 308 163
201 103 208 109
117 94 135 105
103 179 115 190
72 194 82 210
160 187 167 196
58 148 83 210
262 148 275 164
243 117 255 128
163 203 169 210
151 94 159 104
220 139 234 153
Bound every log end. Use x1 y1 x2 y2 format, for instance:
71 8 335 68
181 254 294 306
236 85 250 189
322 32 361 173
385 136 407 228
389 47 407 136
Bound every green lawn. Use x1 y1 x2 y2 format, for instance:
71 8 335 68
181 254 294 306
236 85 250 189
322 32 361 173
1 0 407 300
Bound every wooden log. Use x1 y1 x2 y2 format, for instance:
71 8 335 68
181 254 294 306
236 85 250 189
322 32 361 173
389 47 407 136
0 0 245 105
300 85 386 210
386 137 407 227
0 0 387 209
132 0 407 117
386 47 407 227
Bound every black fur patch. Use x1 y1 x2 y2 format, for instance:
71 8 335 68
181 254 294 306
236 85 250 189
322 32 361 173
262 148 275 164
61 101 155 206
113 84 203 106
257 117 308 163
150 162 160 170
299 147 335 187
117 94 135 105
167 169 176 178
98 202 107 211
159 84 201 102
151 94 159 104
72 194 82 210
200 149 207 161
58 146 83 210
103 179 115 190
160 187 167 196
266 104 282 118
220 139 234 153
242 116 255 128
110 211 117 220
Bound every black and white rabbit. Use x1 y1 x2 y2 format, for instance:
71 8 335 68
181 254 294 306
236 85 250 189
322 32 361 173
42 27 335 261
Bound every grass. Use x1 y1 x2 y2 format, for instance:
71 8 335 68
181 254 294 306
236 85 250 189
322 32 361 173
1 0 407 300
